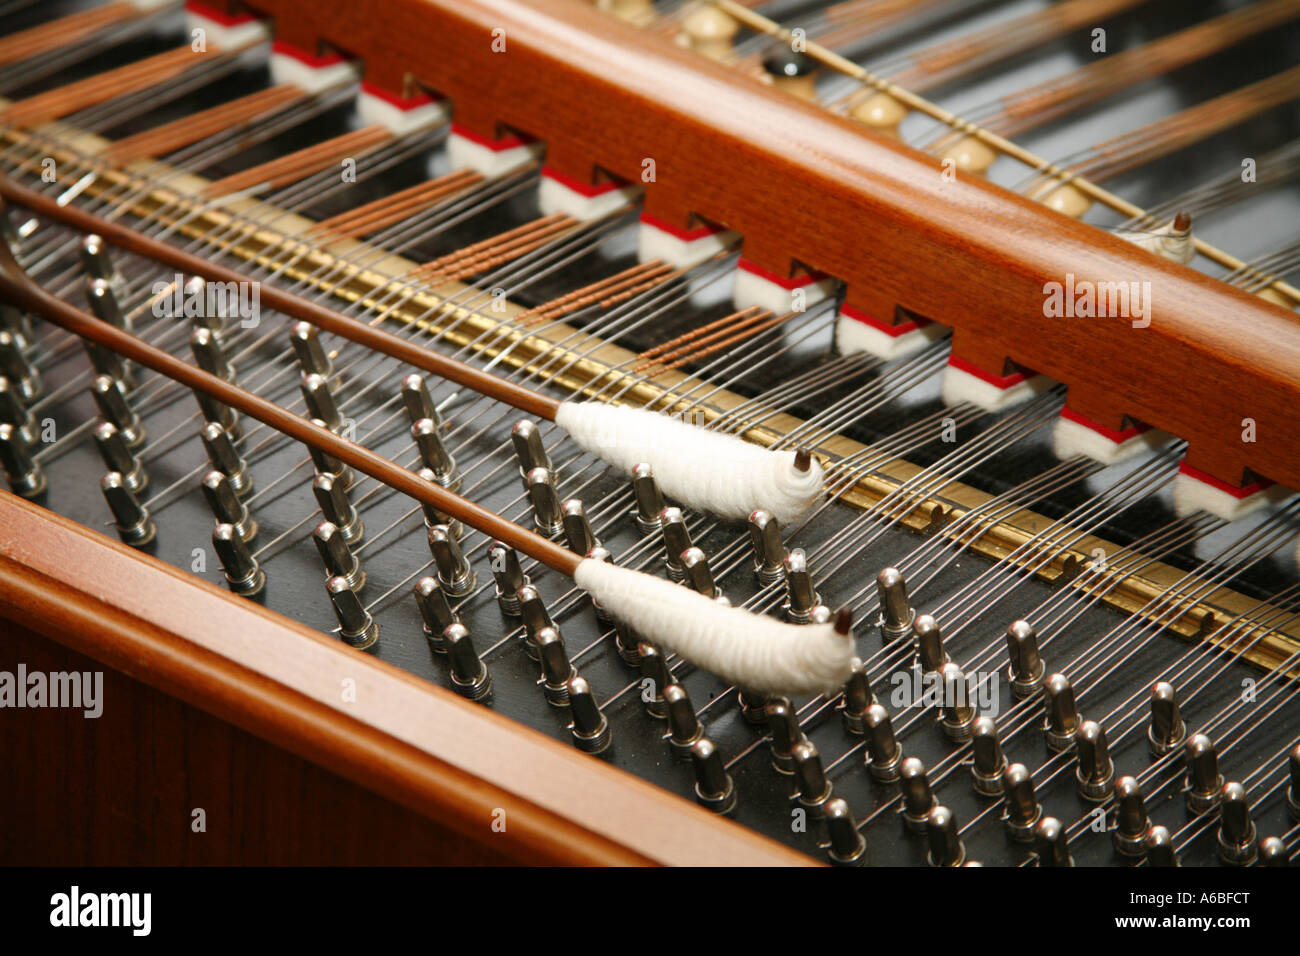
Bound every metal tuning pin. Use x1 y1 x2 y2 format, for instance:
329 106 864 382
926 806 966 867
327 576 378 649
307 418 351 486
561 498 600 556
534 626 575 706
0 420 44 497
525 466 564 537
194 388 240 440
414 467 459 534
825 798 866 866
86 277 129 331
971 717 1007 797
1033 817 1073 867
765 698 802 774
412 417 458 488
691 738 736 814
1216 782 1256 866
1148 680 1186 755
738 689 770 726
1075 720 1114 800
939 662 976 741
1259 836 1287 867
864 703 903 782
792 740 833 823
0 303 33 346
680 545 719 599
518 584 552 660
83 340 134 389
444 622 491 700
899 757 936 832
0 376 36 445
1184 733 1224 814
1004 620 1045 697
300 372 342 433
663 682 703 758
401 374 439 428
567 676 610 754
488 541 529 616
1144 825 1178 867
290 322 332 378
313 521 364 591
1042 673 1080 752
0 330 41 402
184 277 222 334
638 642 672 718
510 419 550 476
190 327 236 383
80 234 119 288
840 657 872 735
783 548 819 623
414 575 457 652
1002 763 1042 843
631 463 665 535
427 523 476 597
1111 776 1149 858
659 506 691 581
101 471 155 546
92 422 147 493
313 472 361 542
200 422 251 496
748 509 786 585
202 470 256 542
913 613 947 674
1289 742 1300 822
875 567 914 643
91 375 143 447
213 523 264 597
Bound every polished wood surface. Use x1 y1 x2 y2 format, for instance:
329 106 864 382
217 0 1300 492
0 491 813 866
0 622 513 865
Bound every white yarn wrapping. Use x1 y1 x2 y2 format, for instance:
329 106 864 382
575 559 855 696
555 401 824 524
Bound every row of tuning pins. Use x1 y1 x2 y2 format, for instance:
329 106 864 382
856 565 1300 865
513 421 872 858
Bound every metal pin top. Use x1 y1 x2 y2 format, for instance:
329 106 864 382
290 321 332 377
825 797 866 866
1033 817 1072 867
562 498 600 556
1005 620 1045 696
632 462 665 534
1042 672 1080 751
926 805 966 867
876 567 913 642
401 374 439 428
511 419 549 475
913 613 946 673
328 576 377 649
749 509 786 584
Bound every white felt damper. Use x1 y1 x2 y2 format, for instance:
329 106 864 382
537 176 642 221
733 270 836 316
446 132 539 177
555 401 824 524
940 364 1053 412
575 559 855 695
269 51 356 94
835 312 947 361
1052 416 1171 466
356 90 447 136
1171 474 1288 521
636 220 736 269
184 7 271 50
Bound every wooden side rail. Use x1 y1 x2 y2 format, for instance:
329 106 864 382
0 491 811 866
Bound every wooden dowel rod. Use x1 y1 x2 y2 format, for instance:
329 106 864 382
0 240 580 578
0 176 561 421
